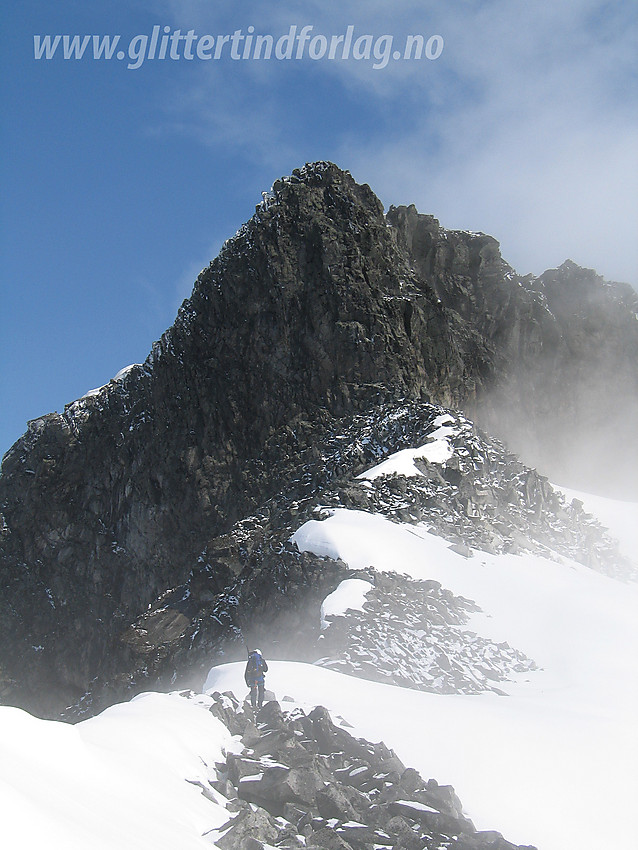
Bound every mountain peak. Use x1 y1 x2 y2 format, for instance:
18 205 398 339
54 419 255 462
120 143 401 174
1 164 636 717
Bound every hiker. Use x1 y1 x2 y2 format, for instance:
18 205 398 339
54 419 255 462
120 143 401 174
244 648 268 709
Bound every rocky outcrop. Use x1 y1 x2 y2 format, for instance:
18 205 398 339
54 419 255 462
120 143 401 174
314 569 536 693
388 205 638 495
302 405 629 574
202 691 537 850
0 162 635 717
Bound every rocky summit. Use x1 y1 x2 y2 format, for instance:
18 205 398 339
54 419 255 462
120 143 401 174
0 161 636 719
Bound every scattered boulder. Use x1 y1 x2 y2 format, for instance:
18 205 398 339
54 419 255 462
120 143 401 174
316 784 360 821
203 691 537 850
307 828 354 850
215 805 280 850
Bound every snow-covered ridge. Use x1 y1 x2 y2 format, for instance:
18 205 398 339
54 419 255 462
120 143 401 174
0 682 539 850
0 692 232 850
1 459 635 850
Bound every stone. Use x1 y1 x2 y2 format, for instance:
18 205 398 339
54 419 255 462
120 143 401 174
241 719 262 747
226 754 267 784
386 799 473 836
337 763 376 790
215 807 279 850
316 784 360 821
209 701 247 737
248 728 296 759
422 780 464 817
399 768 424 794
307 827 355 850
211 777 238 799
256 700 286 729
383 816 423 850
282 802 312 830
449 543 473 558
306 706 373 761
281 765 326 805
241 839 265 850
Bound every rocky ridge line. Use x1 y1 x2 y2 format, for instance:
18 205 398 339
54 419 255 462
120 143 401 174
198 690 538 850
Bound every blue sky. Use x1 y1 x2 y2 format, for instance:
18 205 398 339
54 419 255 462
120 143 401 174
1 0 637 455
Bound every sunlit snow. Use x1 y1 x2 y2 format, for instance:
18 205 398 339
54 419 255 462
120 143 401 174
288 505 638 850
320 578 373 628
75 364 142 403
113 363 141 382
0 693 232 850
357 415 456 479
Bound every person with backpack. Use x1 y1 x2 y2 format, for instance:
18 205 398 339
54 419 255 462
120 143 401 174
244 648 268 709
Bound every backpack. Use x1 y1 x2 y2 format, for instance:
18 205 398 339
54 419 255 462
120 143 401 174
246 652 261 673
245 651 265 684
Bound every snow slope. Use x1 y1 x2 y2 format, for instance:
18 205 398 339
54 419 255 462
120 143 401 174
320 577 373 628
0 692 232 850
282 506 638 850
0 495 635 850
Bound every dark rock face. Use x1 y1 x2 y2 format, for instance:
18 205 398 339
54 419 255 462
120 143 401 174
0 163 482 716
202 691 537 850
388 205 638 495
0 162 635 717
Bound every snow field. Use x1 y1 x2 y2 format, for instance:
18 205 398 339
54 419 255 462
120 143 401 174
287 505 638 850
0 693 232 850
0 491 635 850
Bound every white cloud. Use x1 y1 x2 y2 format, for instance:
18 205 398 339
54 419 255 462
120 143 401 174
155 0 638 285
339 1 638 283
